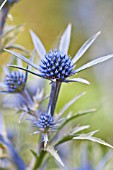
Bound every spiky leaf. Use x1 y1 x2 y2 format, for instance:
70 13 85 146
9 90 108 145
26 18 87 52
73 131 113 149
76 54 113 73
46 145 64 166
59 24 71 53
72 31 101 65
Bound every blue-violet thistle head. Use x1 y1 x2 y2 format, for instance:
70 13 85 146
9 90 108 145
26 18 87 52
33 113 54 132
40 50 74 81
5 71 26 93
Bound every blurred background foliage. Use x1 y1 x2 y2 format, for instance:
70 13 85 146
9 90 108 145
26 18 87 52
1 0 113 168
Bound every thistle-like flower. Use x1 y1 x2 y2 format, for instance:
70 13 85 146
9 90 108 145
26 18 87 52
40 50 74 81
32 113 54 132
5 24 113 84
0 63 27 94
31 111 63 148
4 71 26 93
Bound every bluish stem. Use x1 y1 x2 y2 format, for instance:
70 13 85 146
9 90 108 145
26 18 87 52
47 81 61 116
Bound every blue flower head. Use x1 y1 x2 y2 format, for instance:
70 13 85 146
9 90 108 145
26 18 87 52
40 50 74 81
31 111 64 148
35 113 54 130
31 109 64 134
5 71 26 93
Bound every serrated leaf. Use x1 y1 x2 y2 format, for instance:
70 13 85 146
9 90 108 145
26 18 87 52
57 92 86 119
55 125 91 147
30 30 46 59
4 49 39 70
73 131 113 149
72 31 101 65
64 78 90 84
75 54 113 73
46 145 64 167
59 24 71 53
58 108 95 131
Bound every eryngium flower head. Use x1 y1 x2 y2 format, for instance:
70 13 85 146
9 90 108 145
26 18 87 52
40 50 74 81
33 113 54 132
5 71 25 93
38 113 53 129
31 112 63 133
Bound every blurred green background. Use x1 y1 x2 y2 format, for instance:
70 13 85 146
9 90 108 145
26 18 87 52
2 0 113 149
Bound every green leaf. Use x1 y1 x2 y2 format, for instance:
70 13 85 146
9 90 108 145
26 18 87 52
33 150 47 170
30 149 38 159
46 145 64 167
58 108 96 131
55 125 90 146
73 131 113 149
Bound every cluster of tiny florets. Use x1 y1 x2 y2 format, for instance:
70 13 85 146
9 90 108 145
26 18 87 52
37 113 54 129
5 71 25 92
40 50 74 81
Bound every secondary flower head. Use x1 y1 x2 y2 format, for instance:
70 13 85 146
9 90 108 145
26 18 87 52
31 111 64 148
31 107 64 134
5 71 25 93
5 24 113 84
33 113 54 131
